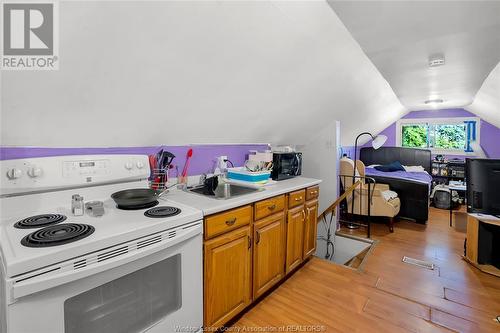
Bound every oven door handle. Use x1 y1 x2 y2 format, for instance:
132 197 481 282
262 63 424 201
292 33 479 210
11 223 202 301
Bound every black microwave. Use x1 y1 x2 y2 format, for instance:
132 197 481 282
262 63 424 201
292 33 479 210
271 152 302 181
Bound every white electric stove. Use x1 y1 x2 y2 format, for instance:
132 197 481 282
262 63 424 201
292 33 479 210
0 155 203 333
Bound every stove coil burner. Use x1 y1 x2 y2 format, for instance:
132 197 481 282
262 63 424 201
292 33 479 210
14 214 67 229
116 201 159 210
21 223 95 248
144 206 181 218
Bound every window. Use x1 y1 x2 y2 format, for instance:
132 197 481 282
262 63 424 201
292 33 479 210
401 124 428 148
397 118 479 154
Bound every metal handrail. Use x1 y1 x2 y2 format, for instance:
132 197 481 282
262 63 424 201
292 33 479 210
317 174 377 260
318 179 362 221
337 174 375 238
339 174 377 204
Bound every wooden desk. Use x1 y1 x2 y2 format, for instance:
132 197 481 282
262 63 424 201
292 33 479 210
464 213 500 277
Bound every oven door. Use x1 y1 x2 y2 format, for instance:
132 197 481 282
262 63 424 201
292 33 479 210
6 224 202 333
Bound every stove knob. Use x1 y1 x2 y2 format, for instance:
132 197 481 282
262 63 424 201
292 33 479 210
28 167 43 178
7 168 23 179
125 162 134 170
136 161 145 169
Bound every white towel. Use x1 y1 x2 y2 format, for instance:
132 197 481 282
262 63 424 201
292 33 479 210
381 190 398 201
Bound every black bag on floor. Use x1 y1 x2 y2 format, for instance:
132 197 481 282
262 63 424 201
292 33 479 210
433 189 451 209
433 186 460 210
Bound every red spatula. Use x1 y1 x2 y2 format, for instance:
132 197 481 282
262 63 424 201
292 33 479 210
181 148 193 178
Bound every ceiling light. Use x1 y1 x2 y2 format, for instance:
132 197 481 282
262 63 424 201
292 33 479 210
428 54 445 67
425 98 444 106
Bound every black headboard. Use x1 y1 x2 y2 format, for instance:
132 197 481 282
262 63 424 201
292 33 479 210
359 147 432 174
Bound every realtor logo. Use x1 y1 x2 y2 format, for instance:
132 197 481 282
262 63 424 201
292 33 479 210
1 2 59 70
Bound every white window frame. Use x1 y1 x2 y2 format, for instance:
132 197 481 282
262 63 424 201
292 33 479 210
396 117 480 155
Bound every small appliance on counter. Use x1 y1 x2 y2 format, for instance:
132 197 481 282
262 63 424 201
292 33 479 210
248 150 273 164
271 151 302 181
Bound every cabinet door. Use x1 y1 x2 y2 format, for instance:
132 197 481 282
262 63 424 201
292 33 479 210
253 212 286 299
303 199 319 259
285 205 305 274
204 227 252 329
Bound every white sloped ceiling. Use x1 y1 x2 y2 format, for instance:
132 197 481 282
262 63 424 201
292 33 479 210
328 1 500 112
1 0 405 147
466 62 500 127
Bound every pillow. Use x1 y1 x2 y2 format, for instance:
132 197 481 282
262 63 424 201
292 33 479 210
374 161 405 172
403 165 426 172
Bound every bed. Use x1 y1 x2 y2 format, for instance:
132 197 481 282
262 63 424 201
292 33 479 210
360 147 432 223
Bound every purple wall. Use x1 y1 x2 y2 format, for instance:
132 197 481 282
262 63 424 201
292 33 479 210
341 123 397 159
0 144 270 176
402 108 474 119
345 108 500 159
479 120 500 159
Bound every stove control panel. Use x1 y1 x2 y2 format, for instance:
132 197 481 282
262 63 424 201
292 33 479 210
0 155 150 196
63 159 110 178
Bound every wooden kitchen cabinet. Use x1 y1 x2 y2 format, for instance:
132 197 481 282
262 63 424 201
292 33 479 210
204 226 252 329
303 199 319 259
254 195 285 220
253 211 286 299
306 186 320 201
204 205 252 239
285 205 305 274
203 184 320 329
288 189 305 209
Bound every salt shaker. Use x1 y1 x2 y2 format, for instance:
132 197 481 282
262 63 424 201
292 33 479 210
72 194 84 216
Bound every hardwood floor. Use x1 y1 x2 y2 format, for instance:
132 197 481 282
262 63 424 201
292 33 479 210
233 207 500 332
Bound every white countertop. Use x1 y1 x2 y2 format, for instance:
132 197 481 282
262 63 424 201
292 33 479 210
469 213 500 223
166 177 322 216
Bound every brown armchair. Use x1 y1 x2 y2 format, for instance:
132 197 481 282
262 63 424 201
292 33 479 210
339 157 400 232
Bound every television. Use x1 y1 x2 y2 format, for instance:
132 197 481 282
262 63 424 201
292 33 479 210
466 158 500 217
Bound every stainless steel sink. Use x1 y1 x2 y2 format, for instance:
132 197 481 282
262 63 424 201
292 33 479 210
187 183 263 199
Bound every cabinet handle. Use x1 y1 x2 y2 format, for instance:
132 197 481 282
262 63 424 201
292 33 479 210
267 204 276 211
302 210 306 221
225 218 237 226
310 191 318 195
295 197 303 202
256 231 261 244
248 236 252 249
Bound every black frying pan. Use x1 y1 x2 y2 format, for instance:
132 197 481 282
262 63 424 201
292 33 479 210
111 188 166 208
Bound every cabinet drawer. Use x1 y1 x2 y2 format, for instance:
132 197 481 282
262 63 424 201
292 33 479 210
205 205 252 239
306 186 319 201
254 195 285 220
288 189 305 208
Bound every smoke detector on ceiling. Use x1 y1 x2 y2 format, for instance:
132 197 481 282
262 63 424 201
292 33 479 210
428 54 445 67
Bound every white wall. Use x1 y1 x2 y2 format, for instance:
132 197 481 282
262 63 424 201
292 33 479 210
299 120 340 214
467 62 500 128
1 0 405 147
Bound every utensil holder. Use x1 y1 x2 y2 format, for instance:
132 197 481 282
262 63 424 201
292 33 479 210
150 168 168 190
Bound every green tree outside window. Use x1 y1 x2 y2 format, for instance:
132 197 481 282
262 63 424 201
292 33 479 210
402 125 428 148
401 123 467 150
434 124 466 149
